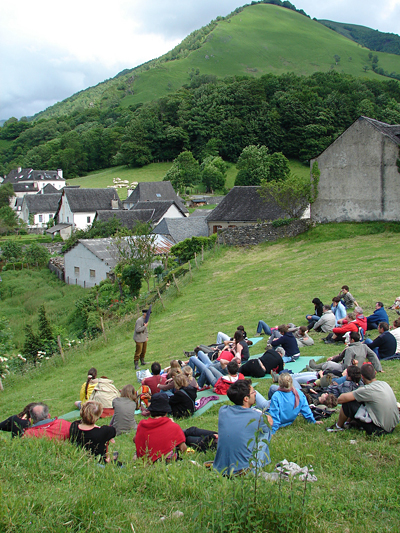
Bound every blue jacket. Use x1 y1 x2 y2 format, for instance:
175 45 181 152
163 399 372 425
269 389 315 434
367 307 389 325
332 302 346 325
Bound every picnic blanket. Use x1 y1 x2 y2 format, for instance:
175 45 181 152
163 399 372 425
248 337 264 346
59 410 80 421
192 382 260 417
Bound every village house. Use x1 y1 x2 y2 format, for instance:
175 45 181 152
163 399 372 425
311 116 400 222
205 186 286 235
1 168 65 206
63 235 174 288
123 181 189 215
54 188 122 238
152 217 208 243
20 193 61 228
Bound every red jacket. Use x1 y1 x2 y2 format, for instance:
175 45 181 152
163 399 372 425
332 321 358 336
24 418 71 441
214 374 245 395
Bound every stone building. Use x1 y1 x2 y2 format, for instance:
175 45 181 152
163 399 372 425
311 116 400 223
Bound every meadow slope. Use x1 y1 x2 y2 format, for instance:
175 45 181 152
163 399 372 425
1 226 400 532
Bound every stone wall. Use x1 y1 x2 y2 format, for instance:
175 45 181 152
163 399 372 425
217 219 311 246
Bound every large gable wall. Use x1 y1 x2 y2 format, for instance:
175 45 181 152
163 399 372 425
311 118 400 222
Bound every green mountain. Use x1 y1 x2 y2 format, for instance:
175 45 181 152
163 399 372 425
318 20 400 55
35 3 400 120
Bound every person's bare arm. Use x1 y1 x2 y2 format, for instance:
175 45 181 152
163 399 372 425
337 391 355 404
178 442 187 453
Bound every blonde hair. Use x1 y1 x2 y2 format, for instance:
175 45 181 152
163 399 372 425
173 373 189 390
278 373 293 390
168 367 182 379
80 401 103 424
170 359 181 370
120 384 137 402
182 365 193 379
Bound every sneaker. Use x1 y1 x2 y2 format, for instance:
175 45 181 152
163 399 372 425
326 424 344 432
271 370 279 383
184 350 195 357
308 359 317 369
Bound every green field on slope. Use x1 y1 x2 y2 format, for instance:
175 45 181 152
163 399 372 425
120 4 400 108
1 224 400 532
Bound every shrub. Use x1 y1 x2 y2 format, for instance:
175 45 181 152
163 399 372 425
171 234 217 263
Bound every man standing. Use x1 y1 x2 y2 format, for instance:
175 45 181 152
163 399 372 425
327 364 399 435
134 309 148 370
213 380 272 475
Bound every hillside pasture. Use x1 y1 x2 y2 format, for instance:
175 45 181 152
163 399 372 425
1 224 400 532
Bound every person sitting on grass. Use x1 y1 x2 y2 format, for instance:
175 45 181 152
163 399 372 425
213 379 272 476
366 302 389 331
0 402 38 438
327 364 399 435
331 297 347 326
324 309 366 343
134 393 187 463
23 403 71 441
141 362 167 395
294 326 315 347
110 384 138 436
255 373 321 433
364 322 397 360
158 363 182 395
312 305 336 333
239 346 285 378
270 325 300 359
75 367 98 409
306 297 324 330
182 365 199 389
389 317 400 354
337 285 358 309
70 401 118 463
168 374 197 418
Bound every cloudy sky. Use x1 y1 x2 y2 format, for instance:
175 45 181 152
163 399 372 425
1 0 399 121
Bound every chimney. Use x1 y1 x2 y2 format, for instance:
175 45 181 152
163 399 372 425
57 169 63 179
111 197 119 210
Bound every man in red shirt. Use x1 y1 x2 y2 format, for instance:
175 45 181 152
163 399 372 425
23 403 70 441
141 362 167 395
135 393 186 462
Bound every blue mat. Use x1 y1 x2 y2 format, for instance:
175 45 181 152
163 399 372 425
245 355 322 379
248 337 264 346
59 410 80 421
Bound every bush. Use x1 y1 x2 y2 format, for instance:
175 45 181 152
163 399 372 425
171 234 217 263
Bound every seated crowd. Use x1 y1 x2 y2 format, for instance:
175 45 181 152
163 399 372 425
1 284 399 475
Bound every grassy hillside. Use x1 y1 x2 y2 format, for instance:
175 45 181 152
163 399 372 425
67 159 307 193
35 4 400 120
1 224 400 532
319 19 400 55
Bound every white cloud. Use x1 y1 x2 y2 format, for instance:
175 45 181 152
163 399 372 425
1 0 399 120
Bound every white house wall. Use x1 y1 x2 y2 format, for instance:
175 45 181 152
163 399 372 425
162 204 185 219
58 196 74 225
37 180 65 192
73 212 96 230
64 243 110 288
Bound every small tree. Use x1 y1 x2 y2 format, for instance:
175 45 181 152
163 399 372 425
121 263 144 298
258 172 318 219
23 325 41 365
163 151 200 193
334 54 341 65
0 183 15 209
37 304 56 355
201 156 227 192
1 240 23 262
24 243 50 267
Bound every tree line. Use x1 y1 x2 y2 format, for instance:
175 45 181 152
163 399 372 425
1 71 400 180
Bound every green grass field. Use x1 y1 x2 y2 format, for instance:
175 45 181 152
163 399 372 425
1 223 400 532
67 159 306 193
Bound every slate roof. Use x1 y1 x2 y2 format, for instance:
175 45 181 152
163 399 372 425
40 183 58 194
190 209 212 218
95 209 155 228
206 186 287 222
131 200 187 221
68 235 174 268
152 217 209 243
23 193 62 214
61 188 122 212
13 183 38 193
124 181 188 213
362 116 400 145
4 168 65 184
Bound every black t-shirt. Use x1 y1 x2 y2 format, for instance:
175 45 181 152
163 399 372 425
259 349 284 374
239 340 250 362
0 415 29 437
169 386 197 419
70 421 116 461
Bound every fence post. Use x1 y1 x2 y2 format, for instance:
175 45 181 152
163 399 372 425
194 252 198 268
100 316 107 343
188 261 192 280
57 335 65 362
157 288 166 309
201 245 204 261
172 273 180 293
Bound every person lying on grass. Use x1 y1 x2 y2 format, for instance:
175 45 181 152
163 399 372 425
239 346 285 378
24 403 71 441
254 373 322 434
327 364 399 434
134 392 187 463
213 379 272 476
70 401 118 463
301 365 363 406
0 402 38 438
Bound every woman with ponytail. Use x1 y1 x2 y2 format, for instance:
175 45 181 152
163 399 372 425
75 368 98 408
268 373 318 434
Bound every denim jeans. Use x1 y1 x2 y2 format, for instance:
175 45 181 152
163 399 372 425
217 332 230 344
190 356 225 387
255 390 271 411
364 338 379 356
188 351 212 373
257 320 271 335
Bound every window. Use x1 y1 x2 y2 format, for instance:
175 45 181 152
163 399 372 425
38 215 43 222
87 216 91 223
74 266 80 275
90 269 96 278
